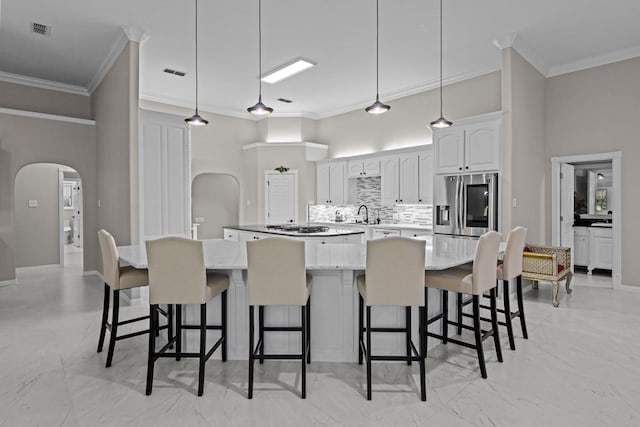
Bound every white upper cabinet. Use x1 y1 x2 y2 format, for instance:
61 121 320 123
418 151 433 204
317 161 346 205
433 113 501 174
347 158 380 178
398 153 419 204
380 156 400 206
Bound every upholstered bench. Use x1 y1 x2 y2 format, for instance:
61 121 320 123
521 244 573 307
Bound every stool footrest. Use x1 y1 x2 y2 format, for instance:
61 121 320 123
263 326 303 332
427 313 444 325
118 315 150 326
180 324 222 330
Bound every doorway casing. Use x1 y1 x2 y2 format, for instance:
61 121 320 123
551 151 621 288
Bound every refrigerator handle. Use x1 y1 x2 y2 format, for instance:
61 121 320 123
488 176 496 231
456 176 463 232
459 176 465 231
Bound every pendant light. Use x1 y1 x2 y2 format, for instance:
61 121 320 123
365 0 390 114
185 0 209 126
247 0 273 116
430 0 452 128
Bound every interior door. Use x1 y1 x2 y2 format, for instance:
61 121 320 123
265 171 297 224
560 163 575 263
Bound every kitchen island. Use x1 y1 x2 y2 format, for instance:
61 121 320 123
118 235 483 362
222 224 366 244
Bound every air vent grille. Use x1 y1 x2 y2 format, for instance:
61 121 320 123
277 98 293 103
31 22 51 36
163 68 186 77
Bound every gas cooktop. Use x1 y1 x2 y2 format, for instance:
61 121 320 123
265 225 330 234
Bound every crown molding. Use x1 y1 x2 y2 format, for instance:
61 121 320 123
313 66 501 120
546 44 640 77
87 30 129 94
0 70 89 96
0 107 95 125
242 141 328 151
122 25 149 44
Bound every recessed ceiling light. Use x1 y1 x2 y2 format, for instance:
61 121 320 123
261 58 316 84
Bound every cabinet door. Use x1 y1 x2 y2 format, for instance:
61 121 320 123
398 153 419 203
400 229 431 239
362 158 380 176
418 151 433 204
590 228 613 270
573 227 589 266
434 128 465 174
347 160 363 178
316 163 331 204
465 122 500 172
380 156 400 206
372 229 401 239
328 162 346 205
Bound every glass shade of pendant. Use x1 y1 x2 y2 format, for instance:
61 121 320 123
185 111 209 126
430 116 452 129
365 95 391 115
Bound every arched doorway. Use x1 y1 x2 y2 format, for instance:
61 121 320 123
192 173 240 239
14 163 84 272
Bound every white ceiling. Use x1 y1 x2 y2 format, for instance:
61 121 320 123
1 0 640 119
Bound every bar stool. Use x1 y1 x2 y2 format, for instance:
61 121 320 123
246 237 311 399
145 237 229 396
357 237 427 401
456 227 528 350
97 229 165 368
425 231 502 379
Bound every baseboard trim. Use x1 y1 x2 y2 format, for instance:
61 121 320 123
83 270 100 277
616 284 640 293
0 279 17 286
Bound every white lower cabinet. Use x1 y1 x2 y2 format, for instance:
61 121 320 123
400 229 431 239
573 226 589 266
371 228 401 239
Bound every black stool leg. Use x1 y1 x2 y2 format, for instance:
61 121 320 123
516 275 528 339
145 304 157 396
472 295 487 379
259 306 265 364
97 283 110 352
168 304 174 349
106 289 119 367
456 292 463 335
406 306 412 366
442 290 449 344
301 304 307 399
221 290 227 362
502 280 516 350
366 306 372 400
358 294 364 365
306 298 311 363
419 305 427 402
248 305 255 399
176 304 182 361
490 288 503 363
198 303 207 396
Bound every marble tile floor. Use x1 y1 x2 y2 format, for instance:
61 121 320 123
1 266 639 427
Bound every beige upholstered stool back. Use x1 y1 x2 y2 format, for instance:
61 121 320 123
471 231 502 295
246 237 308 306
98 229 121 289
500 226 528 280
146 237 207 305
363 237 426 306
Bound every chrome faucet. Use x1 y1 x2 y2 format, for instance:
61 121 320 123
357 204 369 224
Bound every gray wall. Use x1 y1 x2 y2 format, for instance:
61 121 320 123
501 48 547 244
192 173 240 238
545 57 640 286
0 113 97 281
92 42 139 245
14 164 61 267
0 81 91 119
316 72 502 157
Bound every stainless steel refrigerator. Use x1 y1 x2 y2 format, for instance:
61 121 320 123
433 173 498 237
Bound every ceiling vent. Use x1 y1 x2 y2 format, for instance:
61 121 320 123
163 68 186 77
31 22 51 37
277 98 293 103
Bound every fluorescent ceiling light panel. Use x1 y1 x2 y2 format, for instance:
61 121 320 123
261 58 316 84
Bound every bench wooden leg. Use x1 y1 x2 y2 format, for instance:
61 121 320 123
552 281 559 308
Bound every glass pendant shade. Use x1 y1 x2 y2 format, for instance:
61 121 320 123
185 111 209 126
365 95 391 114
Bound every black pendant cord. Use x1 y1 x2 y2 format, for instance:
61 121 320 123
438 0 443 116
195 0 200 114
258 0 263 102
375 0 380 100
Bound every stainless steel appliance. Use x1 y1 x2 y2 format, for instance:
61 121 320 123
434 173 498 237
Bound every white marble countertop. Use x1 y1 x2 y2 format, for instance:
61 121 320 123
118 235 487 271
224 224 365 237
312 221 432 231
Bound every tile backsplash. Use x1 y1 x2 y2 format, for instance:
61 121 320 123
308 176 432 226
